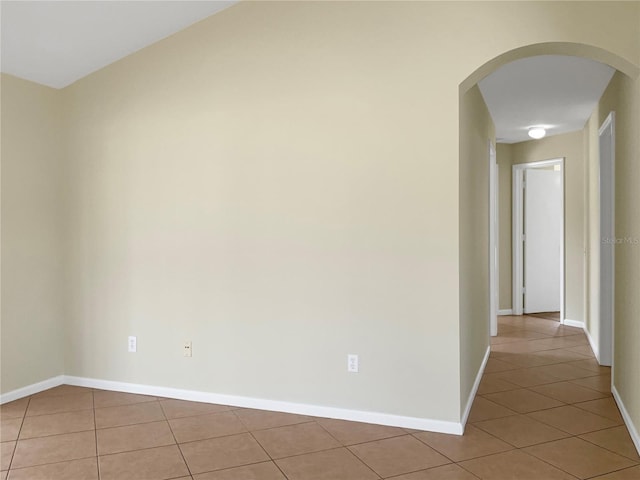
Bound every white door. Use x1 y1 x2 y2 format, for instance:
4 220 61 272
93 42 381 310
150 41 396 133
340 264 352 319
524 168 562 313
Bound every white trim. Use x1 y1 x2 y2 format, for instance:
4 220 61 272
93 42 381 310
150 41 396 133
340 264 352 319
612 386 640 456
489 141 498 337
460 345 491 431
498 309 513 316
0 375 65 404
562 318 584 329
512 166 524 315
598 111 615 367
63 375 464 435
583 325 601 362
512 158 565 321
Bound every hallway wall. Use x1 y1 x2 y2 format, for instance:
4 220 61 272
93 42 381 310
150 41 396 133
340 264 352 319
1 75 66 392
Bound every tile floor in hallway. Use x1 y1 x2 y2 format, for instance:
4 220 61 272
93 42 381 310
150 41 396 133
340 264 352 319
1 314 639 479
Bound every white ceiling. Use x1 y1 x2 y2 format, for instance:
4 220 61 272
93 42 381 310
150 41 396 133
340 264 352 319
478 55 615 144
0 1 237 89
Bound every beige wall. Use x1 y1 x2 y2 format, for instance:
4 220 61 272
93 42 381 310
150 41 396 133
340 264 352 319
1 1 638 429
497 144 513 311
585 70 640 434
509 131 586 322
1 75 65 392
459 85 494 412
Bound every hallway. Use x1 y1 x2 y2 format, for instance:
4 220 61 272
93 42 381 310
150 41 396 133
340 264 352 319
462 314 639 479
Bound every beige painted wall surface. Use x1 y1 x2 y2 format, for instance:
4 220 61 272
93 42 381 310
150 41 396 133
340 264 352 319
611 72 640 443
59 1 639 424
1 75 65 393
510 131 586 323
459 85 494 412
585 70 640 433
497 144 513 311
0 0 631 423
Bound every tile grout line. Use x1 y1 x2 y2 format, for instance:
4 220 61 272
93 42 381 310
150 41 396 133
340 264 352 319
234 408 293 480
160 400 193 479
91 390 100 480
313 419 385 479
7 395 31 473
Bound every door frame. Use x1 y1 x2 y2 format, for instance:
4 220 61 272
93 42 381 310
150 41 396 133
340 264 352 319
598 112 615 366
512 158 565 323
489 141 498 337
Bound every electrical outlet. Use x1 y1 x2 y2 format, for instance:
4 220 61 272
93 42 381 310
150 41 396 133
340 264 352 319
183 341 192 357
128 336 137 353
347 354 359 373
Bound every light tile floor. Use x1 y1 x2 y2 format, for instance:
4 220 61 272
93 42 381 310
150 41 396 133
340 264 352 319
1 314 639 479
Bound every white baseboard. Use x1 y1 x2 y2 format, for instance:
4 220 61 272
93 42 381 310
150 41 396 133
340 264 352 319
460 345 490 431
583 325 600 362
563 318 585 329
61 375 463 435
0 375 65 404
612 386 640 456
498 309 513 316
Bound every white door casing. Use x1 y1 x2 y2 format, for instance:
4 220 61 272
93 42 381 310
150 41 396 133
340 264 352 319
598 112 615 367
489 141 498 337
512 159 565 321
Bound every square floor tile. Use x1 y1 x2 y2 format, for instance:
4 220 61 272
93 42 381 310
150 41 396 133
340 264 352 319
234 409 312 431
94 401 164 429
0 400 28 420
93 391 157 409
566 345 596 356
159 399 233 419
459 449 576 480
99 444 188 480
589 466 640 479
316 418 405 446
413 424 513 461
349 435 450 478
0 419 21 442
467 397 518 423
491 368 563 387
531 349 592 364
483 358 521 373
11 431 95 469
276 447 378 480
580 426 640 461
527 363 597 381
571 375 612 394
31 386 92 398
574 398 624 423
193 461 286 480
179 432 269 474
26 393 93 417
524 437 636 479
169 411 246 443
531 381 608 403
97 420 175 455
20 410 95 439
528 405 619 435
252 422 339 459
566 359 611 375
1 442 15 471
6 457 98 480
388 463 480 480
483 388 564 413
477 375 521 395
474 414 570 447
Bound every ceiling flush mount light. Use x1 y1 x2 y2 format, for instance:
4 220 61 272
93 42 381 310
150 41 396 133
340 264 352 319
528 127 547 140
